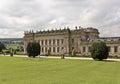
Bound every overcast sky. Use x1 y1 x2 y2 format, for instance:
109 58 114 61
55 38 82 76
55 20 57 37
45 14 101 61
0 0 120 38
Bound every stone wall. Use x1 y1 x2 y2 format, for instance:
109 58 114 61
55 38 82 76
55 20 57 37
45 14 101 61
25 27 117 56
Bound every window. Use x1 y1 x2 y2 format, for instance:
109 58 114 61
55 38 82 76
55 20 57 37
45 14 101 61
45 40 47 45
114 46 118 53
83 47 86 52
53 39 55 45
72 38 74 44
49 40 51 45
45 47 47 52
61 39 64 44
62 47 64 50
41 40 43 45
57 47 59 52
53 47 55 52
57 39 59 45
108 46 111 52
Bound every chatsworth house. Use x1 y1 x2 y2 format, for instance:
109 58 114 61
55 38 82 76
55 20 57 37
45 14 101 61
24 26 120 56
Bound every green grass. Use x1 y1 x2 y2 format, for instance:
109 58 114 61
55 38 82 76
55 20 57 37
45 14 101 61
15 51 25 55
0 56 120 84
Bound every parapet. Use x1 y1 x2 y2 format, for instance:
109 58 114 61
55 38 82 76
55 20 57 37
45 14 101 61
24 26 99 36
83 27 99 33
24 27 71 36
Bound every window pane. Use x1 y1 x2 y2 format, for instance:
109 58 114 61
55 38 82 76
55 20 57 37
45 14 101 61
61 39 64 44
83 47 86 52
114 46 118 52
108 46 111 52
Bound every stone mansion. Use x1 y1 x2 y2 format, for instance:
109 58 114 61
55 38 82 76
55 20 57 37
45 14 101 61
24 26 120 56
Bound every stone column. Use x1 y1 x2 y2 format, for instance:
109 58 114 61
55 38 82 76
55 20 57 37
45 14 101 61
118 46 120 56
111 46 114 55
86 46 89 55
75 37 79 53
64 37 70 54
24 37 29 54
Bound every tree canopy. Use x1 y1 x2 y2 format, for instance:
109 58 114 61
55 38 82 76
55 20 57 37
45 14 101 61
0 42 5 52
27 42 40 58
90 42 108 61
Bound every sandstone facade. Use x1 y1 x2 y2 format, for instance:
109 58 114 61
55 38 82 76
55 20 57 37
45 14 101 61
24 26 120 56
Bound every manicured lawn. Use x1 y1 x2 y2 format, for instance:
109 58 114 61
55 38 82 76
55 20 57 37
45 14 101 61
0 56 120 84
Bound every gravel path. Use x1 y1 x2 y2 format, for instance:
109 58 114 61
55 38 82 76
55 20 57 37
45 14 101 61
40 56 120 62
1 55 120 62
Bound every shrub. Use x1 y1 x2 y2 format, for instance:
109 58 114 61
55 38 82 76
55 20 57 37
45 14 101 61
0 42 5 52
10 48 14 57
47 49 51 56
4 49 10 54
90 42 108 61
27 42 40 58
71 49 76 57
17 46 24 51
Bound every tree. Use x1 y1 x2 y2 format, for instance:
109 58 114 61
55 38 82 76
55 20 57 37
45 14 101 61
0 42 5 52
16 46 24 51
47 49 51 56
27 42 40 58
10 48 14 57
90 42 108 61
71 49 76 57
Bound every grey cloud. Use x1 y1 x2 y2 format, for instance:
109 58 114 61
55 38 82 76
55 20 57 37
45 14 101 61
0 0 120 38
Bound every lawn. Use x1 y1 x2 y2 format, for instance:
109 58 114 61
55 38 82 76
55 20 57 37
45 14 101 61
0 56 120 84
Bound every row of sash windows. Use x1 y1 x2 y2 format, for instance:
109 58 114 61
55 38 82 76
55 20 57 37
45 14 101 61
37 39 64 45
41 47 64 53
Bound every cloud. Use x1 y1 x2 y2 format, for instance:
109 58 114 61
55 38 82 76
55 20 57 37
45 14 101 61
0 0 120 37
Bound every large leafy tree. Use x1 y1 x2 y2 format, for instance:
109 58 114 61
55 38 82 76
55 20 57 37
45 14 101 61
90 42 108 61
27 42 40 58
0 42 5 52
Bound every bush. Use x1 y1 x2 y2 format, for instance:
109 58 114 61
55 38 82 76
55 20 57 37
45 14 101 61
0 42 5 52
27 42 40 58
10 48 14 57
3 49 10 54
17 46 24 51
90 42 108 61
47 49 51 56
71 49 76 57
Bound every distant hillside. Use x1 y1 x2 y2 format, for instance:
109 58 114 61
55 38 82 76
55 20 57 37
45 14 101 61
0 38 23 45
0 38 23 41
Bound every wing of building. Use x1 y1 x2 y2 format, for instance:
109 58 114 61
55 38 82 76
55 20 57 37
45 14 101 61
24 26 120 56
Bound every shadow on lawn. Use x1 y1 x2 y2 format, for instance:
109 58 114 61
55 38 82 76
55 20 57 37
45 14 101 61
102 60 118 62
24 57 47 61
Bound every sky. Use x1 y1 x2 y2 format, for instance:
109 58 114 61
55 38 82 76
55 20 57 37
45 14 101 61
0 0 120 38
